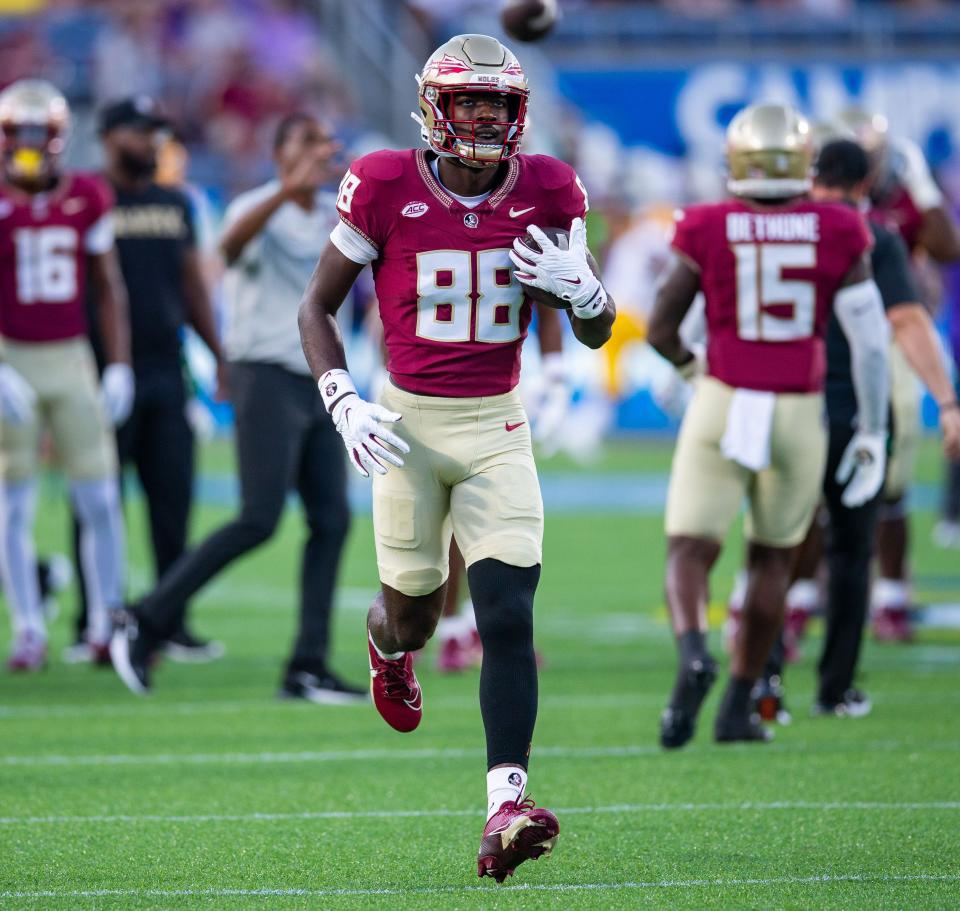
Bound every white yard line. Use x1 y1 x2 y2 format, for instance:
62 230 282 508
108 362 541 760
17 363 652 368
1 873 958 900
3 739 959 769
0 801 958 827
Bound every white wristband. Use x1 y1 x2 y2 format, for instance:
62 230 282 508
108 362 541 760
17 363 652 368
571 284 607 320
318 369 357 414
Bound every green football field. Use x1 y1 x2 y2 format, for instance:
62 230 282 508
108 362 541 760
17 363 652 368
2 437 959 909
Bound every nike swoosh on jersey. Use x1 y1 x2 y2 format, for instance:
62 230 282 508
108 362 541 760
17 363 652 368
509 206 536 218
505 421 526 432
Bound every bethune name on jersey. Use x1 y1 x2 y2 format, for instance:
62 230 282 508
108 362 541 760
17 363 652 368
724 211 821 243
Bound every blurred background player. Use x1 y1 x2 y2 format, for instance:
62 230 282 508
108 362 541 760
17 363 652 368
841 108 960 643
648 103 890 747
756 139 960 722
0 79 133 670
296 34 614 881
111 113 364 704
65 97 227 665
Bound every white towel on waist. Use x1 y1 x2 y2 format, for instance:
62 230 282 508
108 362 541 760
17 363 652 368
720 388 775 471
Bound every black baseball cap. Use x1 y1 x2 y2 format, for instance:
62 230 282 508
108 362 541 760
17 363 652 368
98 96 169 135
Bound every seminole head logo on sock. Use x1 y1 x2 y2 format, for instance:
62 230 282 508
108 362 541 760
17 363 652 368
508 772 523 788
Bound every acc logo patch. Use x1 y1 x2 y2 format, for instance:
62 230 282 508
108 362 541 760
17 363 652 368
402 201 429 218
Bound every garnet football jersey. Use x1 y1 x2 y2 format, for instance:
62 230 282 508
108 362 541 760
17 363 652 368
869 183 924 253
671 199 871 393
0 173 114 343
333 149 587 397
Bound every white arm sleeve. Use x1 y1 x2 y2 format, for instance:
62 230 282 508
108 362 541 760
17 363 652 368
330 220 377 265
833 279 891 434
84 212 115 254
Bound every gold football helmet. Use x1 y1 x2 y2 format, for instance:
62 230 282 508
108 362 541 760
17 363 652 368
414 34 529 169
0 79 71 183
834 107 888 155
726 102 813 199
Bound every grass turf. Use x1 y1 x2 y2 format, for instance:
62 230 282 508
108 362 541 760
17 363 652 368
1 438 959 909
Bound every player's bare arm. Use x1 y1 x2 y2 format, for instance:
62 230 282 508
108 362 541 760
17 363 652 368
299 241 364 376
568 249 615 348
647 256 701 375
87 247 131 365
918 206 960 263
299 242 408 478
885 301 960 459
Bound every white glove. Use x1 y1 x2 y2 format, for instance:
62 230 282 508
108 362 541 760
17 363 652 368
100 363 135 426
890 137 943 211
0 364 36 425
332 394 410 478
836 431 887 508
530 353 569 455
318 369 409 479
510 217 607 319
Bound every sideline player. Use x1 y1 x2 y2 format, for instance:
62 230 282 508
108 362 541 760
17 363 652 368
301 35 612 881
109 114 365 703
841 109 960 640
647 103 889 747
0 79 132 668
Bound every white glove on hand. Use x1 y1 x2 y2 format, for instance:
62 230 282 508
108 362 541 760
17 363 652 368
676 343 706 383
891 137 943 211
836 431 887 508
0 363 37 425
101 363 135 426
331 393 410 479
510 217 607 319
530 354 569 455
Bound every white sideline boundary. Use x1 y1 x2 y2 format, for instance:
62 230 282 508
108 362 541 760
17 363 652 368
4 739 960 768
0 801 957 827
2 873 959 900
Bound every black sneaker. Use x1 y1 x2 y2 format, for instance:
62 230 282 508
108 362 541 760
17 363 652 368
812 688 872 718
278 670 368 705
109 606 158 696
163 628 225 664
659 653 718 749
714 709 774 744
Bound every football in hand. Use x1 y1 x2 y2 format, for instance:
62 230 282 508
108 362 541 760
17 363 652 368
514 227 570 310
501 0 559 43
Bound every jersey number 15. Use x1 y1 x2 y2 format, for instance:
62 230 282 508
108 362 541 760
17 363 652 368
733 242 816 342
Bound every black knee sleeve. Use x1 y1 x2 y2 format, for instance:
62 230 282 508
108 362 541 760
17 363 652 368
468 558 540 770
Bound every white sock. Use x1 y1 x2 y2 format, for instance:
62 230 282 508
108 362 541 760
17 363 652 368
437 615 468 642
871 578 911 612
368 630 403 661
728 570 748 613
786 579 819 613
486 766 526 820
71 477 126 646
0 479 45 639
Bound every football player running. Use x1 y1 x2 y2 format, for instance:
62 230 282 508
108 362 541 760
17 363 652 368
299 35 614 881
0 80 132 669
647 103 889 747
